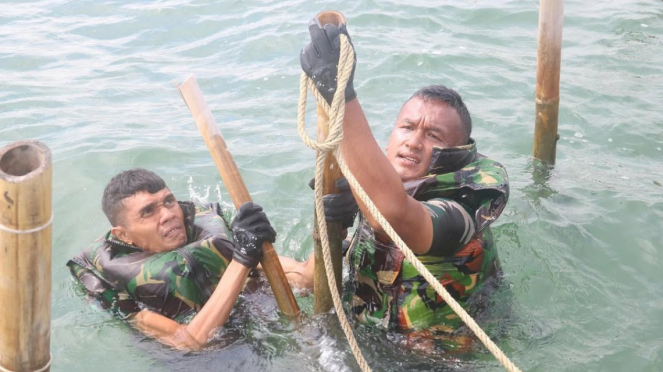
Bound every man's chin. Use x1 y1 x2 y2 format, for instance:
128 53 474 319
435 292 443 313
167 235 187 250
152 236 186 252
396 169 424 182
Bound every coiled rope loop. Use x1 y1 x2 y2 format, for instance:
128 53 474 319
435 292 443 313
297 34 521 372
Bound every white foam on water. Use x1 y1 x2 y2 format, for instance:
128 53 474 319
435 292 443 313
318 333 351 372
187 176 211 203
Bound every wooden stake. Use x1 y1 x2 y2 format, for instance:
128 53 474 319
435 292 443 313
533 0 564 163
0 141 52 372
313 10 346 314
178 76 300 317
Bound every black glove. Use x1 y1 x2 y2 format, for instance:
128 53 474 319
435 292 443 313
300 18 356 105
230 202 277 268
309 177 358 229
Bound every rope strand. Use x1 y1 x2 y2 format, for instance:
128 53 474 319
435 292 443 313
297 34 521 372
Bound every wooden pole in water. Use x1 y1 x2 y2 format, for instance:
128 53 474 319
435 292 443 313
533 0 564 164
313 10 346 314
178 76 300 317
0 141 52 372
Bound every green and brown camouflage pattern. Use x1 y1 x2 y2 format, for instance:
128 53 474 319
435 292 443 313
67 202 235 322
346 140 508 333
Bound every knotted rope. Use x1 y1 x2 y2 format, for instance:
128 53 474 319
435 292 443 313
297 34 521 372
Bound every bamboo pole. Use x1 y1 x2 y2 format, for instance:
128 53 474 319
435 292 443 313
312 10 346 314
0 141 52 372
177 76 300 317
533 0 564 164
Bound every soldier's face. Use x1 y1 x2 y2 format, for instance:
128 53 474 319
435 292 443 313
386 98 466 181
112 188 187 253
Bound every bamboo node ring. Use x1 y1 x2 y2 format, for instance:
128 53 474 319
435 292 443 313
0 213 53 235
0 354 52 372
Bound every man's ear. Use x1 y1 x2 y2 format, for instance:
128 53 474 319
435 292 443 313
111 226 132 245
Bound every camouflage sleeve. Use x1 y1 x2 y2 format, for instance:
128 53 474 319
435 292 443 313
68 261 141 320
420 198 476 256
95 286 141 320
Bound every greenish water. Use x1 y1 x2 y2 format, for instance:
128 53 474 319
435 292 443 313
1 0 662 371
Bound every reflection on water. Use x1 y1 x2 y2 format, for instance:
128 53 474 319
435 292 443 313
522 158 559 202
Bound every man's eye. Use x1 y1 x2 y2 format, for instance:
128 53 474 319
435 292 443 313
428 133 441 141
164 198 175 206
140 209 152 218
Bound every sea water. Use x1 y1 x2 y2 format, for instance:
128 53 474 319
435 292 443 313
1 0 662 371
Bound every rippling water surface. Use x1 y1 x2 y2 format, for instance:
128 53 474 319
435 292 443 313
1 1 662 371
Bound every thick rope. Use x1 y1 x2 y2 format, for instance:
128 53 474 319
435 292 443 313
298 36 372 372
297 34 522 372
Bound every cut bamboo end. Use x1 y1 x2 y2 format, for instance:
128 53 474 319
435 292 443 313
0 140 51 183
0 140 52 372
316 10 346 26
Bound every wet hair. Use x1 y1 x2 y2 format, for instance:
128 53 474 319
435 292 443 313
408 85 472 145
102 168 167 226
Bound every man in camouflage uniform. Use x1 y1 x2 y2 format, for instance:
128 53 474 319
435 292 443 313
68 169 276 350
284 19 509 344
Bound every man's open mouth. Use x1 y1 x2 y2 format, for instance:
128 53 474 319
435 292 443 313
164 226 182 239
398 153 420 164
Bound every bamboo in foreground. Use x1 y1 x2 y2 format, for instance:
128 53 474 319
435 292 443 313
178 76 300 317
312 10 346 314
533 0 565 164
0 141 52 372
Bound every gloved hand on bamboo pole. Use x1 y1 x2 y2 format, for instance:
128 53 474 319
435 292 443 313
231 202 277 268
309 176 358 230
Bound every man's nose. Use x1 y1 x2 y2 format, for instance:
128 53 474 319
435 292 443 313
159 204 175 224
406 131 424 150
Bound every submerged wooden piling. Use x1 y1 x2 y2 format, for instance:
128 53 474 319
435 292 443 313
312 10 346 315
0 141 52 372
533 0 564 164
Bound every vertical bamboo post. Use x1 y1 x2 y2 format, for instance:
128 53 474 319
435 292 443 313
313 10 346 314
0 141 52 372
178 76 300 317
533 0 564 164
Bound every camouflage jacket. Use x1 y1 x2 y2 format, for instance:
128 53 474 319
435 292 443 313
67 202 235 322
346 139 509 332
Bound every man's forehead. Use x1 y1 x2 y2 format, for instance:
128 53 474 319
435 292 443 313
398 98 461 128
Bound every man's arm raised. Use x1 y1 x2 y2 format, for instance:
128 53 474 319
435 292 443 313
300 20 434 254
340 100 434 254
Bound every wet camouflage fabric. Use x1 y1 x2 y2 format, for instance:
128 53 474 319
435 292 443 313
67 202 236 322
346 140 509 333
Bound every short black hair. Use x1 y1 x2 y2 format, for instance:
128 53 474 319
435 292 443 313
102 168 167 226
408 85 472 144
